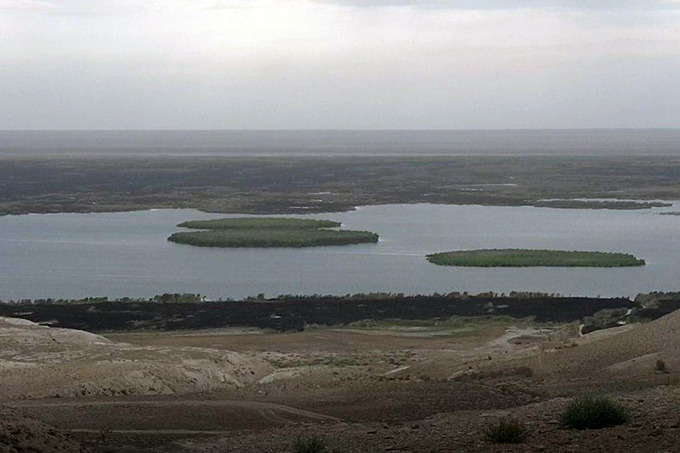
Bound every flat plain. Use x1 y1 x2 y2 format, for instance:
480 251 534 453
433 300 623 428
2 155 680 215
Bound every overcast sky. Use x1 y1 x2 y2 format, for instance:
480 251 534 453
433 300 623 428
1 0 679 130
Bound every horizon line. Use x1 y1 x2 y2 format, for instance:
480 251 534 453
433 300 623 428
2 127 680 133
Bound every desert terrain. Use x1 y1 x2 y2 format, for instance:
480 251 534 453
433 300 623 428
2 304 680 452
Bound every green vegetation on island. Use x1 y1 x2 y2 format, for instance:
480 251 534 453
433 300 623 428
177 218 341 230
534 200 670 210
168 217 379 248
426 249 646 268
169 228 378 248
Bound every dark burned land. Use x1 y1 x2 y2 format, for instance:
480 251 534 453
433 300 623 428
0 294 659 333
2 155 680 215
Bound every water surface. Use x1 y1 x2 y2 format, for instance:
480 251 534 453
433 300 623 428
2 203 680 300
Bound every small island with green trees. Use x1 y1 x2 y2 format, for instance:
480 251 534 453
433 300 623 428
168 217 379 248
177 218 341 230
426 249 646 268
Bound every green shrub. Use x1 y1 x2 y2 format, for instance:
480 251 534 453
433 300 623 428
482 419 527 444
293 435 327 453
656 359 669 373
560 396 628 430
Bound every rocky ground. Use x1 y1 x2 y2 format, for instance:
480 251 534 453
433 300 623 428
2 311 680 452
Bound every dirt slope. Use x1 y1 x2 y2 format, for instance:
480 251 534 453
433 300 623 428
0 317 271 399
0 406 88 453
521 309 680 379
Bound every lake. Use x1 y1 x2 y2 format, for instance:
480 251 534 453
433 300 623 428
1 203 679 300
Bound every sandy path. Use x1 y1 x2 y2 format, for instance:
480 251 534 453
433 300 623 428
5 398 340 432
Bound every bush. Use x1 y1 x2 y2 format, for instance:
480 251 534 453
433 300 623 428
293 435 327 453
560 396 628 429
482 419 527 444
656 359 669 373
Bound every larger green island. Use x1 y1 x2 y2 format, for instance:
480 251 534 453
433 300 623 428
168 217 379 248
177 218 342 230
426 249 646 267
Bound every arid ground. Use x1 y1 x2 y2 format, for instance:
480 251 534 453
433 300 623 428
3 307 680 452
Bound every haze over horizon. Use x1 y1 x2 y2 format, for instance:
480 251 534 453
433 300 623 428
2 0 680 130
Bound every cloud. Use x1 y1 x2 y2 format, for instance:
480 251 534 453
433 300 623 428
0 0 54 9
315 0 680 10
1 0 679 128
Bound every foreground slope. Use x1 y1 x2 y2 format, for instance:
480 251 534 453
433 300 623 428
3 311 680 451
0 316 270 399
523 308 680 379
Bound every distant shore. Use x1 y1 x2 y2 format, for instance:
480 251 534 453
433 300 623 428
1 154 679 216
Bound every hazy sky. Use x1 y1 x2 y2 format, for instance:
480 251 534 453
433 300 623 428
1 0 679 130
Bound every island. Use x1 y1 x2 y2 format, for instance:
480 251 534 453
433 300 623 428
426 249 646 267
533 200 671 210
168 217 379 248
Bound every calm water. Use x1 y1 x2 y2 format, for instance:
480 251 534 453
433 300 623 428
2 129 680 157
1 203 680 300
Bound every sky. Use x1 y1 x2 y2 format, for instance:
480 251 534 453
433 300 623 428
1 0 679 130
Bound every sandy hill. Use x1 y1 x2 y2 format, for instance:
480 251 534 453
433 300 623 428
0 316 271 399
522 309 680 379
